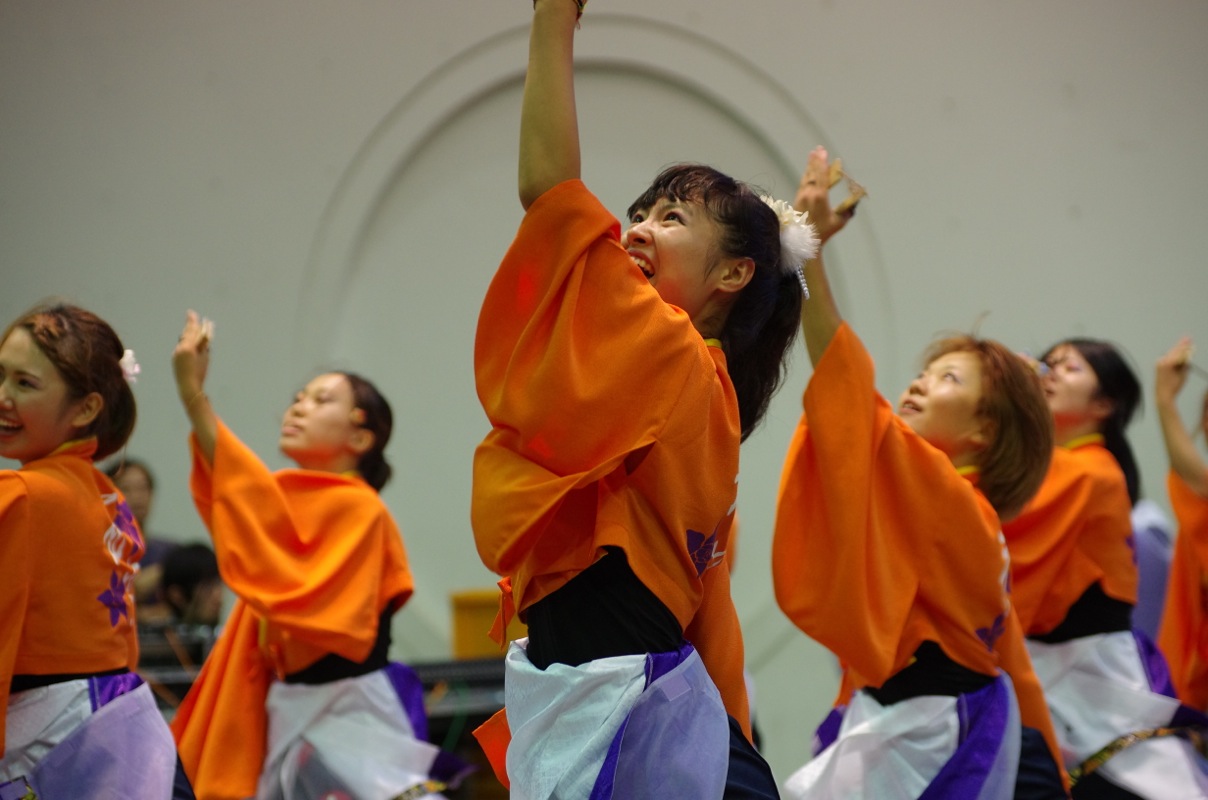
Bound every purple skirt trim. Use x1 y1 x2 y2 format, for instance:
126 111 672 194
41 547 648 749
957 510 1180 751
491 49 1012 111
812 706 844 756
383 661 475 788
918 677 1013 800
88 670 145 710
1133 628 1208 729
811 676 1017 800
589 642 729 800
384 661 430 741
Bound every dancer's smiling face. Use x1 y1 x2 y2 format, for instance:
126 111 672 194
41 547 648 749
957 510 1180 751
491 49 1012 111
0 327 99 464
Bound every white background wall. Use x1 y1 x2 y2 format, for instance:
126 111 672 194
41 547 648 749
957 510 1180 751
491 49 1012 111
4 0 1207 782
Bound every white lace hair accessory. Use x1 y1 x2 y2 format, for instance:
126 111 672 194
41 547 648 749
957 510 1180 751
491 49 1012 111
119 349 140 383
760 196 819 299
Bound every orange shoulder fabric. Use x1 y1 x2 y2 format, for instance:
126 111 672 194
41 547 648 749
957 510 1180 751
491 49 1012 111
192 421 412 666
773 323 1006 689
1158 470 1208 709
1002 444 1137 635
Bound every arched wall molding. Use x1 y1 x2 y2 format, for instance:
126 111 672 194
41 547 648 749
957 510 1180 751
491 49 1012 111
293 14 893 372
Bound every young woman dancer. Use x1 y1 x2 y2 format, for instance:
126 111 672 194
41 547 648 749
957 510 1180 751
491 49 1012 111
774 147 1067 800
1003 338 1208 798
470 1 815 796
1156 336 1208 710
0 302 191 798
170 311 464 800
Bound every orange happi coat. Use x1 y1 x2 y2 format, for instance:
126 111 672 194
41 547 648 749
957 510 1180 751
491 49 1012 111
0 438 141 753
1001 439 1137 636
773 323 1060 766
171 422 413 800
472 179 750 732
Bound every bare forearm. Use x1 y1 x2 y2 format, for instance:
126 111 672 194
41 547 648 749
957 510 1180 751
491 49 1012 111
518 0 581 209
800 250 844 367
181 391 218 466
172 311 218 465
1157 396 1208 495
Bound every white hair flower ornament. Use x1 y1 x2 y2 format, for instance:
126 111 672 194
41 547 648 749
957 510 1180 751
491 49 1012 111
119 349 141 384
760 196 819 299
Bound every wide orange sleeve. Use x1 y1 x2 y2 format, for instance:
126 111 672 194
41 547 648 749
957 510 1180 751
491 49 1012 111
191 422 412 663
472 179 710 577
0 476 32 754
684 554 751 740
171 601 269 800
177 422 413 798
773 323 1005 688
995 605 1067 786
1158 470 1208 709
1003 446 1137 635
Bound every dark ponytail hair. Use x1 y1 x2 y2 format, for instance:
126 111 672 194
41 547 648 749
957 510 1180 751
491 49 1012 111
4 302 137 460
627 164 801 441
1042 338 1142 505
336 371 393 491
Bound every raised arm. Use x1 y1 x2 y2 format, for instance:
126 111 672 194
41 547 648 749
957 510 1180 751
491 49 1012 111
172 310 218 464
793 146 853 366
1156 337 1208 496
518 0 584 209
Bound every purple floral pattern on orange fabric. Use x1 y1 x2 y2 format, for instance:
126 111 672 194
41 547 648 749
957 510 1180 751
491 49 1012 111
96 571 129 627
976 612 1006 652
687 528 720 577
113 498 145 559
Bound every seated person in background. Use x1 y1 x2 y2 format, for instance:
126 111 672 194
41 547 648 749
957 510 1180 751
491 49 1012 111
138 543 224 714
160 542 224 629
105 458 178 617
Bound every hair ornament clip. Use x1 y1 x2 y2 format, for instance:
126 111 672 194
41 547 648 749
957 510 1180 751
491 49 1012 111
119 349 141 384
760 196 820 299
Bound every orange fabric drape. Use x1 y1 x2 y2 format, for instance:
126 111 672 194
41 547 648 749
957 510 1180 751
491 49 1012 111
1002 442 1137 636
171 422 412 799
1158 470 1208 710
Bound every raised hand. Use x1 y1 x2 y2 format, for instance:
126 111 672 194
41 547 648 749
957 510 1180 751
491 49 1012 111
1156 336 1194 406
793 146 862 245
1156 336 1208 494
172 310 215 407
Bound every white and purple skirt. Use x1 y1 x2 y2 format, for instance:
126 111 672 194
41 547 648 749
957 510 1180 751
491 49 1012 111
786 673 1021 800
502 638 731 799
1 672 177 799
256 661 470 800
1027 630 1208 798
